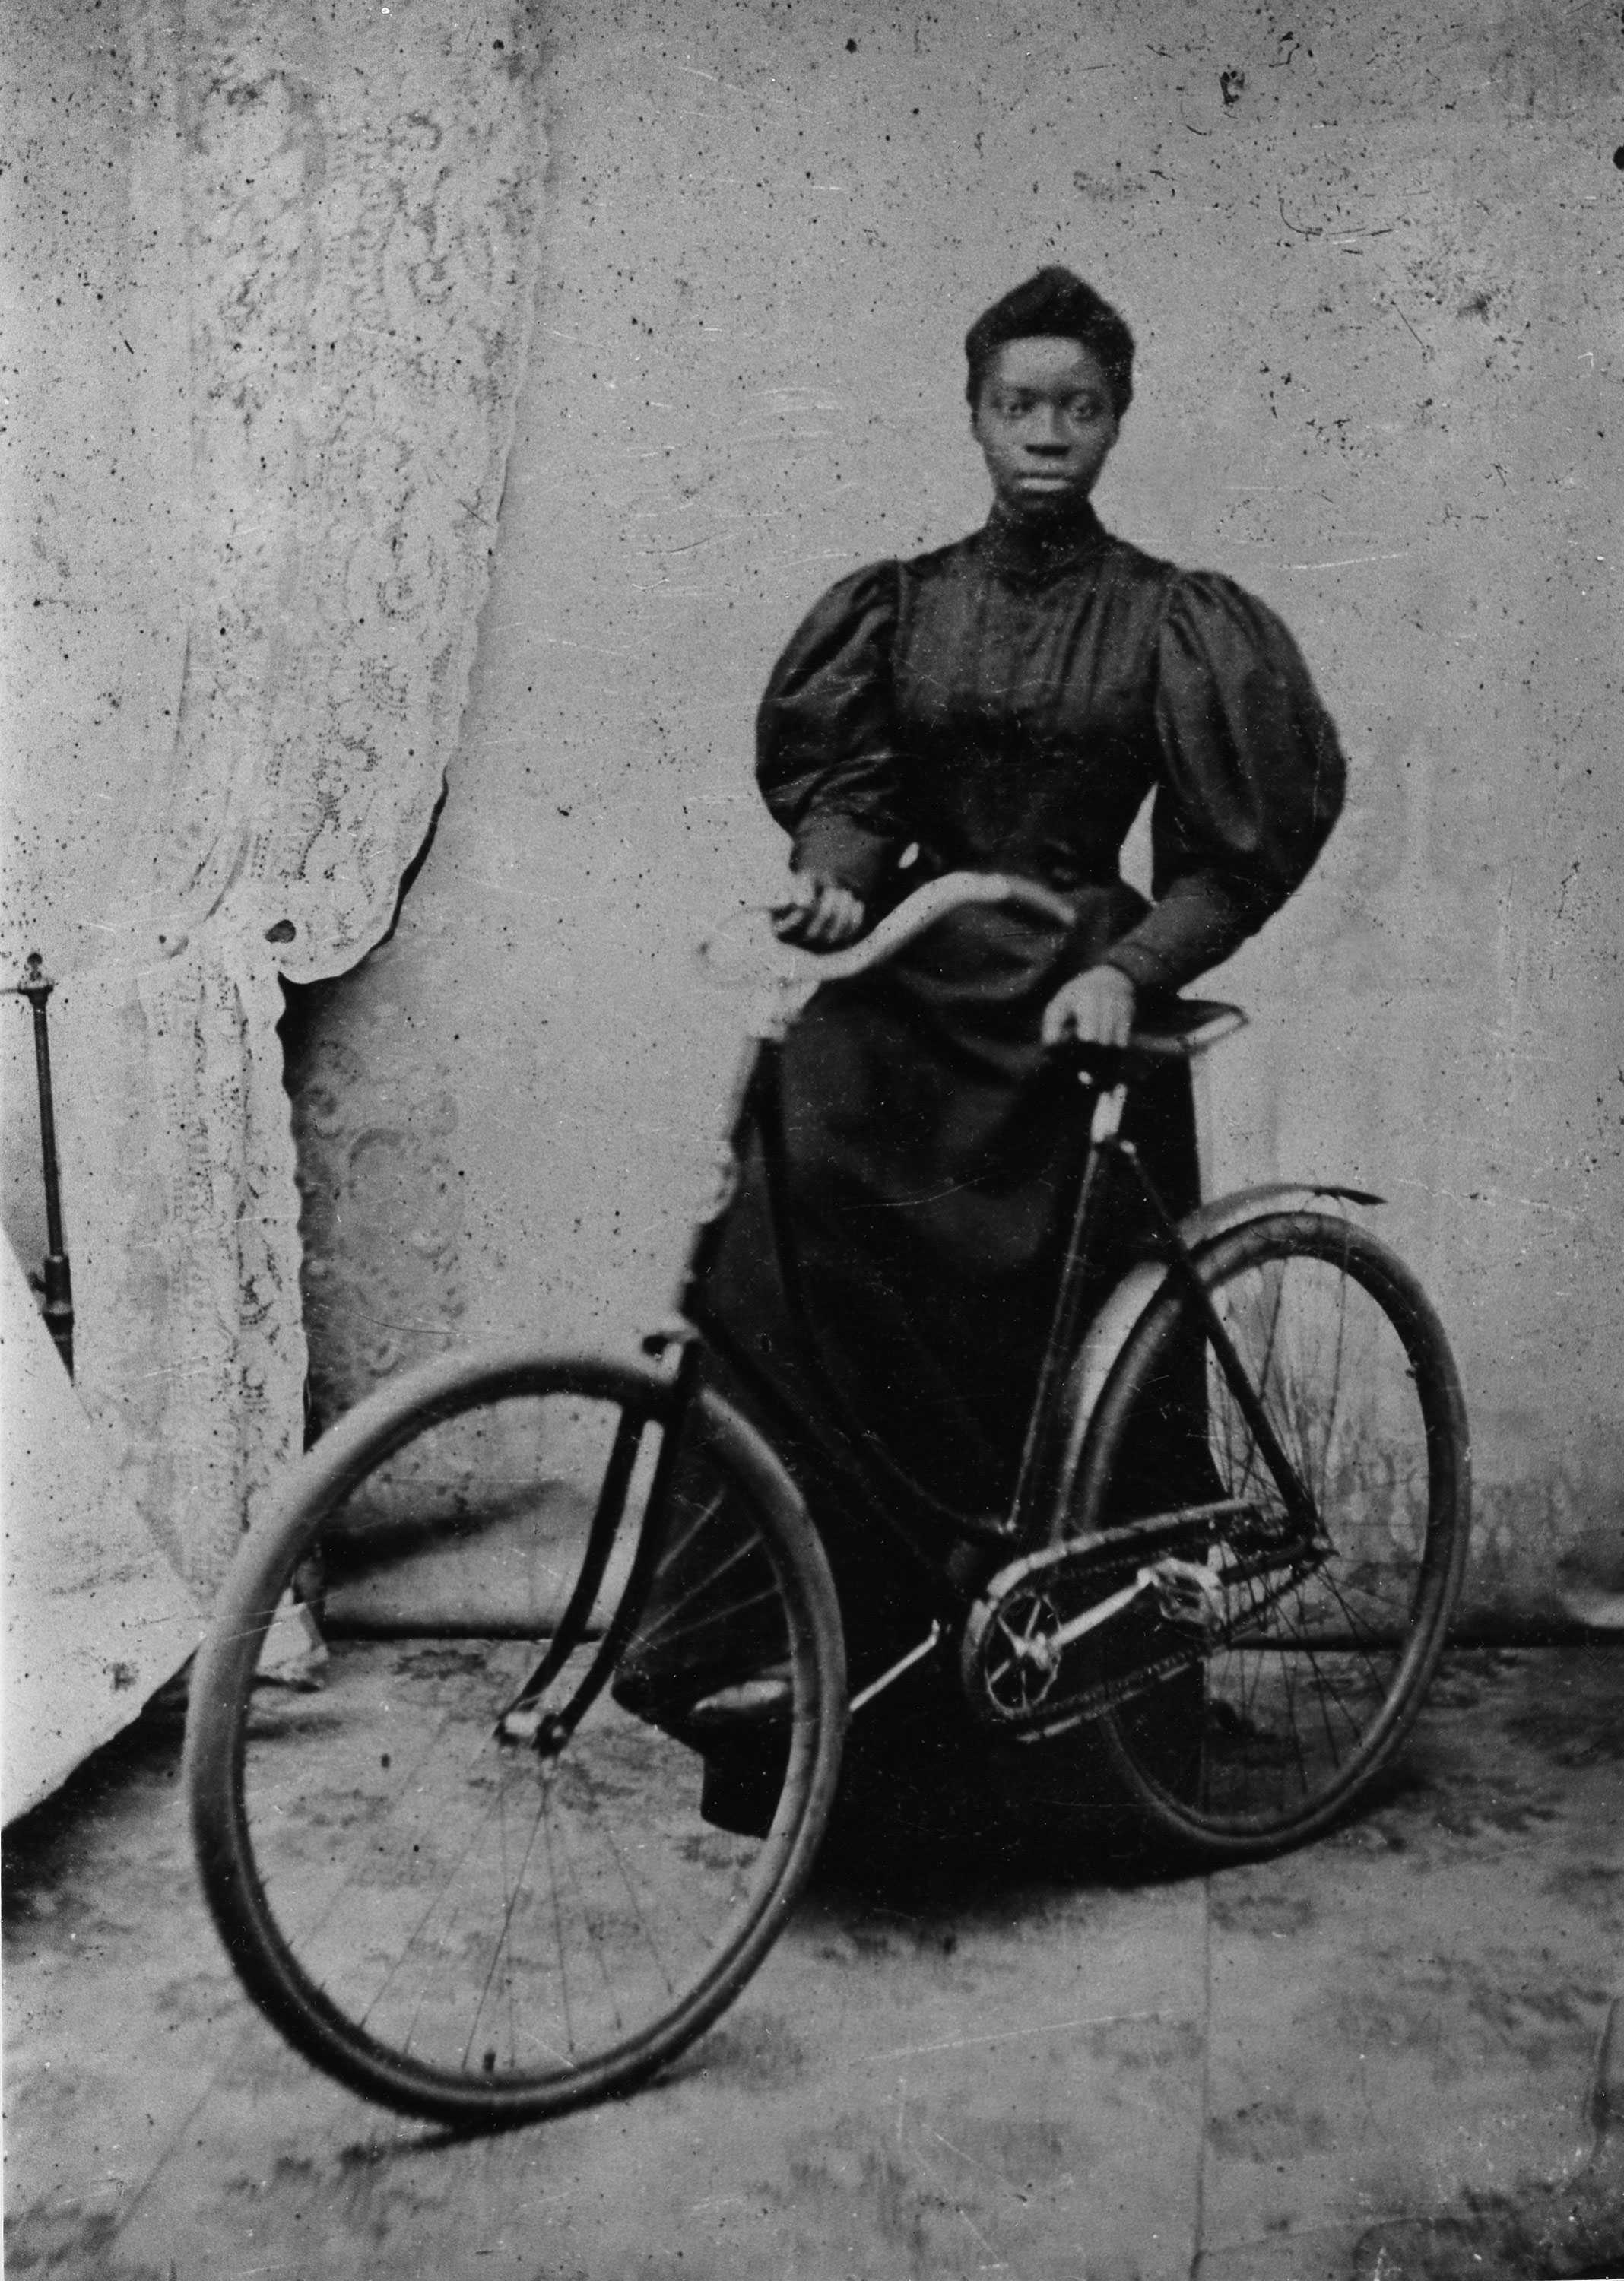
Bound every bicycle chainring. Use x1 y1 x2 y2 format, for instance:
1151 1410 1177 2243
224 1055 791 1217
977 1583 1066 1716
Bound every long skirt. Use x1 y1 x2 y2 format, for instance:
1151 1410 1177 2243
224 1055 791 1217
691 896 1204 1668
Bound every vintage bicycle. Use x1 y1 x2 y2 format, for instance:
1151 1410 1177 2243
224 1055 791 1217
186 871 1470 2127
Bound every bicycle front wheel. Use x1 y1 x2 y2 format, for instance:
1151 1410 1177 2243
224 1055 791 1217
186 1350 845 2127
1073 1212 1470 1860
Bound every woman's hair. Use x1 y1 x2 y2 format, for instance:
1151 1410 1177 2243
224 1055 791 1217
964 268 1135 417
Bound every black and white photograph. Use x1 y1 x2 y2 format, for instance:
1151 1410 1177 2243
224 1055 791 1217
4 3 1622 2275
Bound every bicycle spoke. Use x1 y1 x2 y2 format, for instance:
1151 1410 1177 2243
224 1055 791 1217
634 1537 775 1660
638 1580 786 1667
538 1771 576 2060
359 1744 533 2050
590 1793 679 1999
1316 1255 1351 1496
547 1788 626 2038
461 1768 551 2076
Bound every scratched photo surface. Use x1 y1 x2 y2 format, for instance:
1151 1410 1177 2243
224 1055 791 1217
5 5 1622 2277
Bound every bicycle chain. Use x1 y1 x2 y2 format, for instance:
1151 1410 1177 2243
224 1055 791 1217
960 1518 1316 1740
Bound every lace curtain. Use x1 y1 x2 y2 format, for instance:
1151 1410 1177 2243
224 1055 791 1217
56 0 544 1598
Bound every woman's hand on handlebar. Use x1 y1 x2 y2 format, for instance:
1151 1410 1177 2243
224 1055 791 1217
771 868 868 950
1041 963 1137 1052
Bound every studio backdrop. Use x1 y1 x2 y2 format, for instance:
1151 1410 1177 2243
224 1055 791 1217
5 0 1619 1759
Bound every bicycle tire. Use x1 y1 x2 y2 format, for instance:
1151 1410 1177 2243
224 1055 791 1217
1070 1212 1470 1860
186 1348 846 2127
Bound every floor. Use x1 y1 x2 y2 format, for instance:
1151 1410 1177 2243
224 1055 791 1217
5 1644 1622 2281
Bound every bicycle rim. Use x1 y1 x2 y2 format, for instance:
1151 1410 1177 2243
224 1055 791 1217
186 1352 845 2126
1076 1214 1470 1857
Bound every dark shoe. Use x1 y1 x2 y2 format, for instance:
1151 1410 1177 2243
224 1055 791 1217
613 1657 792 1746
698 1746 786 1838
684 1667 793 1733
613 1661 794 1839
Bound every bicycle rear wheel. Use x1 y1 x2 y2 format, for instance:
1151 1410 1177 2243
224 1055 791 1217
186 1350 845 2127
1072 1213 1470 1860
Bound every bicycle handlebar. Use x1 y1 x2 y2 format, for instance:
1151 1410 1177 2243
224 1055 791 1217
709 870 1246 1064
784 869 1077 982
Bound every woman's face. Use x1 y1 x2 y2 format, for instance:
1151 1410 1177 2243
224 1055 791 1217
972 337 1120 522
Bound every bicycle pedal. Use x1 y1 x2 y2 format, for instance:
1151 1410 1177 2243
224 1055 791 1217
1146 1556 1231 1642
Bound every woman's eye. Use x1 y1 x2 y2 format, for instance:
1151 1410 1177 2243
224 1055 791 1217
994 395 1105 422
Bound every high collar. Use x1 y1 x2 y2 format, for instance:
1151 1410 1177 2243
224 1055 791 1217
980 500 1109 586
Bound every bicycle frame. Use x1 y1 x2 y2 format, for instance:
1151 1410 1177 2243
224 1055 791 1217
644 877 1339 1683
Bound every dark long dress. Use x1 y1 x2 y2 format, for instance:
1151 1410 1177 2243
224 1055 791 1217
699 503 1346 1656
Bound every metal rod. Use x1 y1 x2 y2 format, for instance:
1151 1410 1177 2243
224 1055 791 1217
8 953 73 1375
848 1622 944 1713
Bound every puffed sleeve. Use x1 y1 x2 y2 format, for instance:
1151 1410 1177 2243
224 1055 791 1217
755 560 908 903
1101 572 1347 995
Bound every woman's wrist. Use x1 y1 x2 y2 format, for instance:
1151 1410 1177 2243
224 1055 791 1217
789 814 894 906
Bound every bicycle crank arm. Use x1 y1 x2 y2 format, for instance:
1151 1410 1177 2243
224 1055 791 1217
848 1623 944 1715
1033 1550 1242 1662
1039 1571 1158 1661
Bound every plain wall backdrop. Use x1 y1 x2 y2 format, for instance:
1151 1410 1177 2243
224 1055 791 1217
293 0 1622 1621
7 0 1622 1622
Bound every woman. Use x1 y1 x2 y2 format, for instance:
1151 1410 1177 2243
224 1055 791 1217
628 268 1346 1736
718 268 1343 1564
